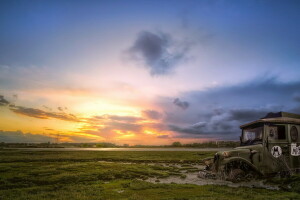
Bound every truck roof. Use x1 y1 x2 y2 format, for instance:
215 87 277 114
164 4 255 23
240 112 300 129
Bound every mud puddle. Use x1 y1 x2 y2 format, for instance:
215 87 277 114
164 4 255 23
97 160 279 190
146 163 279 190
146 171 279 190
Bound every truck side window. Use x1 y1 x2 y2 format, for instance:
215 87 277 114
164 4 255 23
277 125 286 140
269 125 286 140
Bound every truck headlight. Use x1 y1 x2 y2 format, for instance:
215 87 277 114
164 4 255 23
222 151 230 158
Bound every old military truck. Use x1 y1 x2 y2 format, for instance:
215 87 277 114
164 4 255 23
200 112 300 182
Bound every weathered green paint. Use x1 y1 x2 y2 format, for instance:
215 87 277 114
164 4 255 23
208 112 300 177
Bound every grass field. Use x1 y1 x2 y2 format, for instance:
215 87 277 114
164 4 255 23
1 149 300 200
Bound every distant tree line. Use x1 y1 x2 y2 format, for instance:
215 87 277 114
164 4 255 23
0 141 240 148
170 141 240 148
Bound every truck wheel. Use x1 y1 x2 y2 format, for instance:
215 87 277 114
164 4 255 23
228 169 245 182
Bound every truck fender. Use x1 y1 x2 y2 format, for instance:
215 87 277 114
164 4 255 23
222 157 263 175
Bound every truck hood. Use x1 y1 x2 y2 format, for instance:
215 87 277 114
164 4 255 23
215 144 262 158
234 144 262 151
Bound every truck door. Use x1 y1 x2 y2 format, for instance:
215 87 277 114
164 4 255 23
266 124 290 173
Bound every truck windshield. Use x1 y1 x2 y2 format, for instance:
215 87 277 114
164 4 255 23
241 126 263 145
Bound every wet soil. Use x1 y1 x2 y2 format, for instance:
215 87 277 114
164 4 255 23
146 163 279 190
98 161 279 190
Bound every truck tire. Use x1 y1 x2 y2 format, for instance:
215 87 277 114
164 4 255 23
228 169 245 182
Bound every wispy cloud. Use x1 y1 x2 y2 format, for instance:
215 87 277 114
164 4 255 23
0 95 10 106
9 105 80 122
0 94 81 122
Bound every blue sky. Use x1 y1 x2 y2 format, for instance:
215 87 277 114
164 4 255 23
0 0 300 144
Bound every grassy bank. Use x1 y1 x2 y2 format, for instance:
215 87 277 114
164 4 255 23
1 150 300 200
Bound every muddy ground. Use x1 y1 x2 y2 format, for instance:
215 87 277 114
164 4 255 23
100 161 280 190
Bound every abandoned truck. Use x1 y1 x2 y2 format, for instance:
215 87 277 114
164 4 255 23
200 112 300 182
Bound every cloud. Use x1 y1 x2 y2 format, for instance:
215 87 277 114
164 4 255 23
0 94 79 122
128 31 189 76
0 130 54 143
93 114 143 123
9 105 80 122
157 135 169 138
169 124 204 135
57 106 68 112
104 121 142 132
294 95 300 102
83 114 144 135
0 95 10 106
0 130 103 143
43 105 52 111
228 108 270 122
79 114 170 142
173 98 189 110
142 109 163 120
159 77 300 139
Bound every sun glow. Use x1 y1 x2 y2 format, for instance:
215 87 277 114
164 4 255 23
114 130 136 138
143 129 157 135
76 100 141 118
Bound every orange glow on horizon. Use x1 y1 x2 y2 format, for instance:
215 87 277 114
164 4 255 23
0 90 211 144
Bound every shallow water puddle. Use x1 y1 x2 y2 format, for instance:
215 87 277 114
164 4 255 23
146 171 279 190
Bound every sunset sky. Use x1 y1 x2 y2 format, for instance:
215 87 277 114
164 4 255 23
1 0 300 145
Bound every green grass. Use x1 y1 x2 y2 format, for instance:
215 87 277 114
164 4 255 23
2 179 300 200
0 150 214 163
1 150 300 200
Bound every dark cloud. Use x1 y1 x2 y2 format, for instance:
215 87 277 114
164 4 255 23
0 130 54 143
169 123 237 140
229 108 270 122
168 108 280 139
128 31 189 76
9 105 80 122
57 107 64 112
294 95 300 102
142 109 163 120
0 95 10 106
173 98 189 110
169 124 204 135
160 77 300 140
